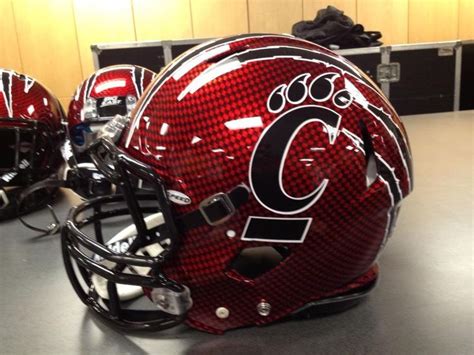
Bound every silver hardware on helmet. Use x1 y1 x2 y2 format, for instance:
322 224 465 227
125 95 137 113
215 307 230 319
257 301 271 316
98 114 130 143
83 98 98 120
150 285 193 316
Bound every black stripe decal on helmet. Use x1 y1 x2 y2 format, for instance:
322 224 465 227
132 66 142 96
83 73 95 103
234 46 369 86
366 104 413 187
1 70 13 117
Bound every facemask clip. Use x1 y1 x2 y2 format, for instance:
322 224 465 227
150 285 193 316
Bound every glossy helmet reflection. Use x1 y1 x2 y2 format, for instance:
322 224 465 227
62 34 413 333
0 68 64 222
63 65 156 198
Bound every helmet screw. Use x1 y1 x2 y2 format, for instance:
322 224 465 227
257 302 271 317
215 307 230 319
226 230 236 238
156 294 169 309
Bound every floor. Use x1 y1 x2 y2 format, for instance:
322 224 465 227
0 110 472 354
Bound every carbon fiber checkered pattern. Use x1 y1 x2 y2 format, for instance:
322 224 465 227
118 34 412 333
0 68 63 131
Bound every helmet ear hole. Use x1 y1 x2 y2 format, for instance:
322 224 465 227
228 246 290 279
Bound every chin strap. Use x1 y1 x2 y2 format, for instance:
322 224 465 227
173 184 250 232
135 184 250 238
16 168 112 234
16 178 72 234
16 179 249 235
0 184 58 223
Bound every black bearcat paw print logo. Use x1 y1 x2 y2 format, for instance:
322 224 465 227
250 72 353 215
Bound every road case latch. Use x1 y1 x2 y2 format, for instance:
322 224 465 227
377 63 400 83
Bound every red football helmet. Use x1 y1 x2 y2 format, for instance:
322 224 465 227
62 34 413 333
19 65 156 234
64 65 156 197
0 68 64 221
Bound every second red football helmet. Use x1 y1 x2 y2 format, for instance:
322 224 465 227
64 65 156 197
67 65 156 156
18 65 156 234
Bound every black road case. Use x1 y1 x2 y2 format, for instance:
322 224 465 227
338 41 462 115
92 39 466 115
91 38 210 73
460 40 474 111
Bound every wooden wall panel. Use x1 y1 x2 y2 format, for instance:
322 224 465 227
74 0 136 79
0 0 23 72
458 0 474 40
5 0 470 109
58 97 72 112
13 0 82 102
357 0 408 45
133 0 193 40
248 0 302 34
191 0 248 38
303 0 356 21
408 0 458 43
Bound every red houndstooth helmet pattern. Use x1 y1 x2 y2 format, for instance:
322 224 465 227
62 34 413 334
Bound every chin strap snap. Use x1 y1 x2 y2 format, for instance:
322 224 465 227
148 285 193 316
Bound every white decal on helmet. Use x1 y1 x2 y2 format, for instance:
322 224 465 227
167 190 192 205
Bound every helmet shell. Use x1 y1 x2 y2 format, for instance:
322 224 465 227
120 34 413 333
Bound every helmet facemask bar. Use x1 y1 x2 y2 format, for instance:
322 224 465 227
0 118 39 177
0 118 63 219
62 138 191 331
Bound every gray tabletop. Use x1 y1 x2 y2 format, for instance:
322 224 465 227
0 110 472 355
